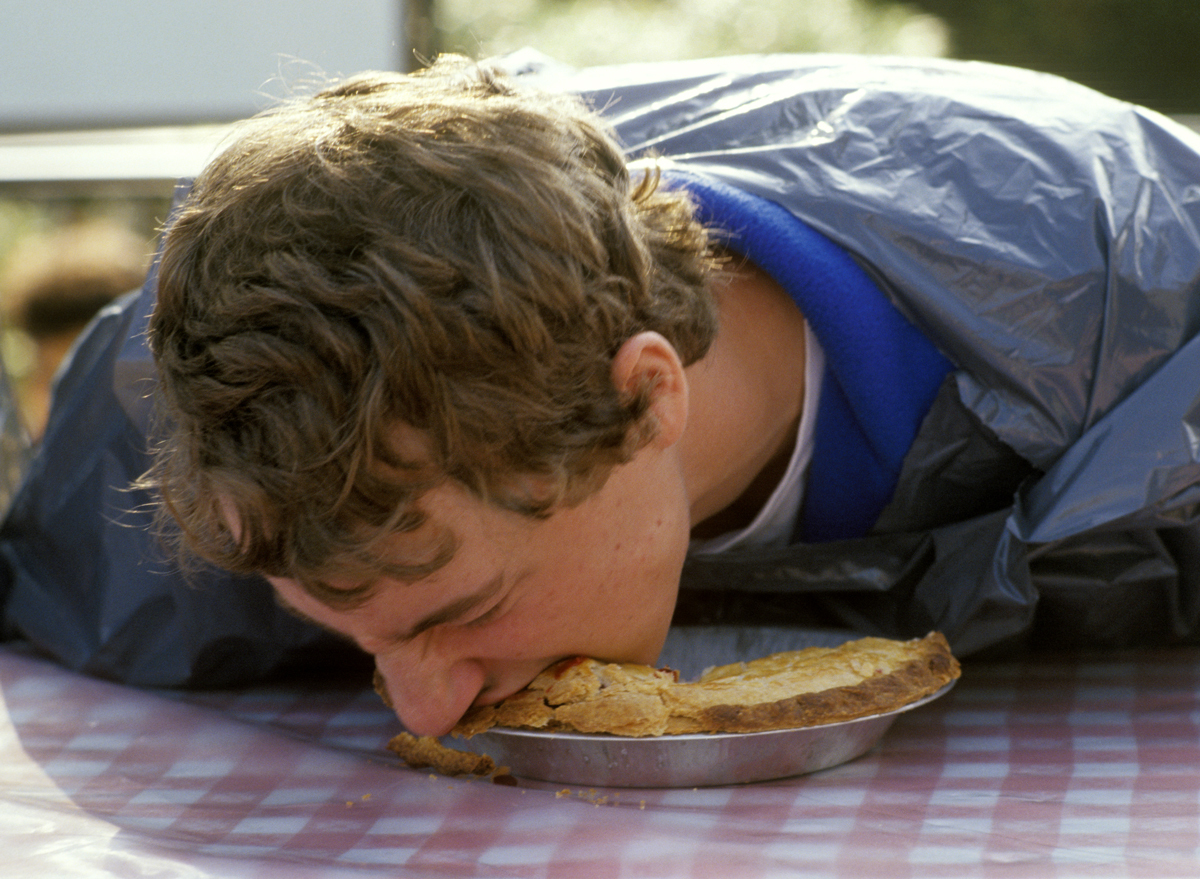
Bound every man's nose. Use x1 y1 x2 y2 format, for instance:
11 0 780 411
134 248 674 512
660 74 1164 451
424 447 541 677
374 647 487 737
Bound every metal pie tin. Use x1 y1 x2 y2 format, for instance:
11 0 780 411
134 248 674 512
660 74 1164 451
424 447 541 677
456 680 955 788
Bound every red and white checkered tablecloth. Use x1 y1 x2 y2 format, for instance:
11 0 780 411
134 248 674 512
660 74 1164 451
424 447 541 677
3 643 1200 878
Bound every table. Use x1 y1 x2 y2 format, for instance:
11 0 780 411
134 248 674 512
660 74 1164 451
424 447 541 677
3 642 1200 878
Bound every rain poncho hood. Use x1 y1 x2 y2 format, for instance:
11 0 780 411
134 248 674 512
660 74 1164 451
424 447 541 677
3 53 1200 686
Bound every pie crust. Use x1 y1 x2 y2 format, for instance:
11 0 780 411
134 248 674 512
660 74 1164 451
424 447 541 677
386 731 497 777
452 631 960 738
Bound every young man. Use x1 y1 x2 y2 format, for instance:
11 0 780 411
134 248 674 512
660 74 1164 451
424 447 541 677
4 53 1200 732
147 57 815 735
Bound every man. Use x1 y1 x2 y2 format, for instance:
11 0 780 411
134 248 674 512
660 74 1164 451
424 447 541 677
147 57 816 735
4 53 1200 731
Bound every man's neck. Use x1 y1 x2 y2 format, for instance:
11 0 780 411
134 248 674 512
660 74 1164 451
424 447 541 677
681 257 808 536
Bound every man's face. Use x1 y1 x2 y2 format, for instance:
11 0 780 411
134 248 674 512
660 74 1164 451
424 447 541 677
268 442 691 737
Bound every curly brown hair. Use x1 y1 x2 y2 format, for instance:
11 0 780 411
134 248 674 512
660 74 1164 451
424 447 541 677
147 55 717 602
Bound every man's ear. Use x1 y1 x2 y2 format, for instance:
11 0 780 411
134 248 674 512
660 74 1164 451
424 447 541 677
610 331 688 449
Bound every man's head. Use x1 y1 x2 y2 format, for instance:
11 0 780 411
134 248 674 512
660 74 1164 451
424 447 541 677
150 55 715 591
147 56 718 728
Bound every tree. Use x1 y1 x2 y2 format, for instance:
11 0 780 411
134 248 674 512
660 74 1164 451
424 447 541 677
884 0 1200 114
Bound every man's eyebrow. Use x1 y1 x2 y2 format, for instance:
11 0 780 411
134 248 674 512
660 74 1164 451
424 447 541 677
396 573 506 644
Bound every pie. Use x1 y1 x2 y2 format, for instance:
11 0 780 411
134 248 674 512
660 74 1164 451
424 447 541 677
386 632 958 775
453 631 959 738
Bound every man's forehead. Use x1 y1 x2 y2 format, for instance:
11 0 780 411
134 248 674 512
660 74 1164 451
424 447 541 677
316 519 461 606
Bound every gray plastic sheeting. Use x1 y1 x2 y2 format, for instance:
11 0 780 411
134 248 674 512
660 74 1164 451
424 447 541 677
3 54 1200 687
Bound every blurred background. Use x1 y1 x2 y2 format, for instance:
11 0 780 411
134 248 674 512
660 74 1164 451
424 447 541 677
437 0 1200 117
0 0 1197 434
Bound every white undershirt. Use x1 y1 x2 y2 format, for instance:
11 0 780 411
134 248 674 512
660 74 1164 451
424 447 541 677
689 322 825 555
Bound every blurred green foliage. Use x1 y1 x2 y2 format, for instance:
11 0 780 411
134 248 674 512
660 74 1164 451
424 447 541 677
435 0 949 68
873 0 1200 114
436 0 1197 114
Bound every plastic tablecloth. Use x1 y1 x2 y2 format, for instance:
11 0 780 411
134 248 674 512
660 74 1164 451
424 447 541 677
4 642 1200 878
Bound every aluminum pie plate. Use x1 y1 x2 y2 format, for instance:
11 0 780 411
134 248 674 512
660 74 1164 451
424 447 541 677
456 679 955 788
